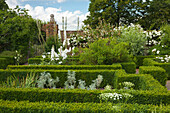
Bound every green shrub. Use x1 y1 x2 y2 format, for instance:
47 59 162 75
0 58 7 69
134 55 155 68
139 66 167 86
7 64 122 70
1 100 170 113
143 58 170 79
79 38 131 65
0 69 119 88
0 88 169 105
28 58 51 65
0 51 16 57
120 62 136 74
118 74 167 92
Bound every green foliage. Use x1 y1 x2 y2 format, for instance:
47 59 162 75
143 58 170 79
134 55 155 68
0 69 118 88
139 66 168 86
0 0 9 11
7 64 122 70
118 73 167 92
0 58 7 69
160 24 170 47
118 25 147 56
84 0 149 28
120 62 136 74
139 0 170 30
79 38 131 65
0 6 39 59
45 36 60 53
0 51 16 57
1 100 170 113
1 72 37 88
28 58 51 65
0 87 169 105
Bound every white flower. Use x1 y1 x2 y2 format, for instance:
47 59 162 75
152 49 156 52
156 50 160 54
42 55 46 59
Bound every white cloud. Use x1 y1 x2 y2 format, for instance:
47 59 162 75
6 0 89 30
6 0 20 8
57 0 66 3
23 4 89 30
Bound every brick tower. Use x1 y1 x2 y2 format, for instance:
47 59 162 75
42 14 59 40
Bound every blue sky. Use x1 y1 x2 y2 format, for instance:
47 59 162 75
20 0 90 14
6 0 90 30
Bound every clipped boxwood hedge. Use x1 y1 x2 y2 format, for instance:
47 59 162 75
0 69 119 88
120 62 136 74
134 55 155 68
0 88 169 105
139 66 168 86
1 100 170 113
7 64 122 70
143 58 170 79
0 56 15 69
118 74 167 92
0 58 7 69
28 58 51 65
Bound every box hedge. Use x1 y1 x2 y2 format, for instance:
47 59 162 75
28 58 51 65
0 56 15 69
139 66 168 86
0 58 7 69
0 88 169 105
7 64 122 70
134 55 155 68
120 62 136 74
0 69 119 88
118 74 167 92
143 58 170 79
0 100 170 113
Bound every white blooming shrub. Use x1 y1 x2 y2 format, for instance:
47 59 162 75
155 55 170 63
119 82 134 89
98 93 122 102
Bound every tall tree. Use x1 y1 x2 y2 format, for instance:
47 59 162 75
139 0 170 30
84 0 150 28
0 0 9 11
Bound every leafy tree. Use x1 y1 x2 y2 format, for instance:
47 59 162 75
0 6 39 60
139 0 170 30
0 0 9 11
84 0 150 28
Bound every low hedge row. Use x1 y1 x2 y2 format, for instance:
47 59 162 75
139 66 168 86
28 58 51 65
120 62 136 74
143 58 170 79
134 55 155 68
0 58 7 69
7 64 122 70
1 100 170 113
0 69 119 88
118 74 167 92
0 88 169 105
0 56 15 69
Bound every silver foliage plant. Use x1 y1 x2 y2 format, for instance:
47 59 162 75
88 75 103 90
37 72 59 89
64 70 76 89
